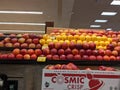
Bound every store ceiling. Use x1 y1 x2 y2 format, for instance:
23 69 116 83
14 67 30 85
0 0 119 33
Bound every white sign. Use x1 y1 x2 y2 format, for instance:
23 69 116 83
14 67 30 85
42 69 120 90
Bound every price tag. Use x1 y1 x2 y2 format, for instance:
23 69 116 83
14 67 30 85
37 57 46 62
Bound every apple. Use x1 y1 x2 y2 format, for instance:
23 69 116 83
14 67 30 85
103 55 110 61
92 50 99 56
54 64 62 69
58 49 64 55
36 44 42 49
20 49 27 55
85 67 92 70
1 54 8 59
54 42 61 49
27 49 34 55
112 50 118 56
32 38 39 44
35 49 42 56
89 42 96 50
82 43 89 50
98 66 106 70
13 42 20 48
89 55 96 61
11 38 18 43
52 55 59 60
62 42 69 50
50 48 57 55
79 49 86 56
75 43 82 50
64 48 72 55
4 37 11 43
116 56 120 61
86 49 92 56
82 55 89 60
26 38 32 44
16 54 23 60
48 42 55 49
47 65 55 70
98 49 105 56
110 56 116 61
46 54 52 60
42 48 50 55
29 43 36 48
105 50 112 56
67 63 79 70
22 33 29 39
30 54 37 60
5 42 13 47
72 49 79 55
69 42 75 49
24 54 30 60
74 54 81 60
96 55 103 61
21 43 28 48
0 41 4 47
12 48 20 55
66 54 74 60
8 53 15 59
60 55 66 60
18 38 25 44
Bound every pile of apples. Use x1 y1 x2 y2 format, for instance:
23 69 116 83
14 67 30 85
46 63 116 71
39 29 120 61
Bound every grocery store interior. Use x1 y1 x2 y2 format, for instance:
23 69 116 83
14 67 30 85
0 0 120 90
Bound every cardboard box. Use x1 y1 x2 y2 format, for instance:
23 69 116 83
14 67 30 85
42 69 120 90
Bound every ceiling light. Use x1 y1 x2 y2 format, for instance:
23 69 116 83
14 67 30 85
90 25 101 28
95 19 108 23
111 0 120 5
0 22 45 26
101 12 117 16
106 28 112 30
0 11 43 14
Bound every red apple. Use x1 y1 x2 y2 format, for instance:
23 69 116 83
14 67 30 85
12 48 20 55
89 42 96 50
112 50 118 56
60 55 66 60
35 49 42 56
86 49 92 56
24 54 30 60
26 38 32 44
65 48 72 55
11 38 18 43
22 33 29 39
42 48 50 55
0 41 4 47
29 43 36 48
52 55 59 60
82 55 89 60
96 55 103 61
107 44 114 51
36 44 42 49
72 49 79 55
110 56 116 61
16 54 23 60
13 42 20 48
30 54 37 60
21 43 28 48
4 37 11 43
58 49 64 55
50 48 57 55
8 53 15 59
46 54 52 60
116 56 120 61
1 54 8 59
27 49 34 55
89 55 96 61
105 50 112 56
32 38 39 44
20 49 27 55
98 49 105 56
85 67 92 70
18 38 25 44
74 54 81 60
62 42 69 50
66 54 74 60
103 55 110 61
75 43 82 50
48 42 55 49
54 42 61 49
79 49 86 56
92 50 99 56
82 43 89 50
69 42 75 49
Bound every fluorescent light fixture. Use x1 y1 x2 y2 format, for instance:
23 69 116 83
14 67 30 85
0 30 45 33
101 12 117 16
0 22 45 26
106 28 112 30
95 19 108 23
0 11 43 14
90 25 101 28
111 0 120 5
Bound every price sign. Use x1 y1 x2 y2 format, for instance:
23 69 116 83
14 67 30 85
37 57 46 62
